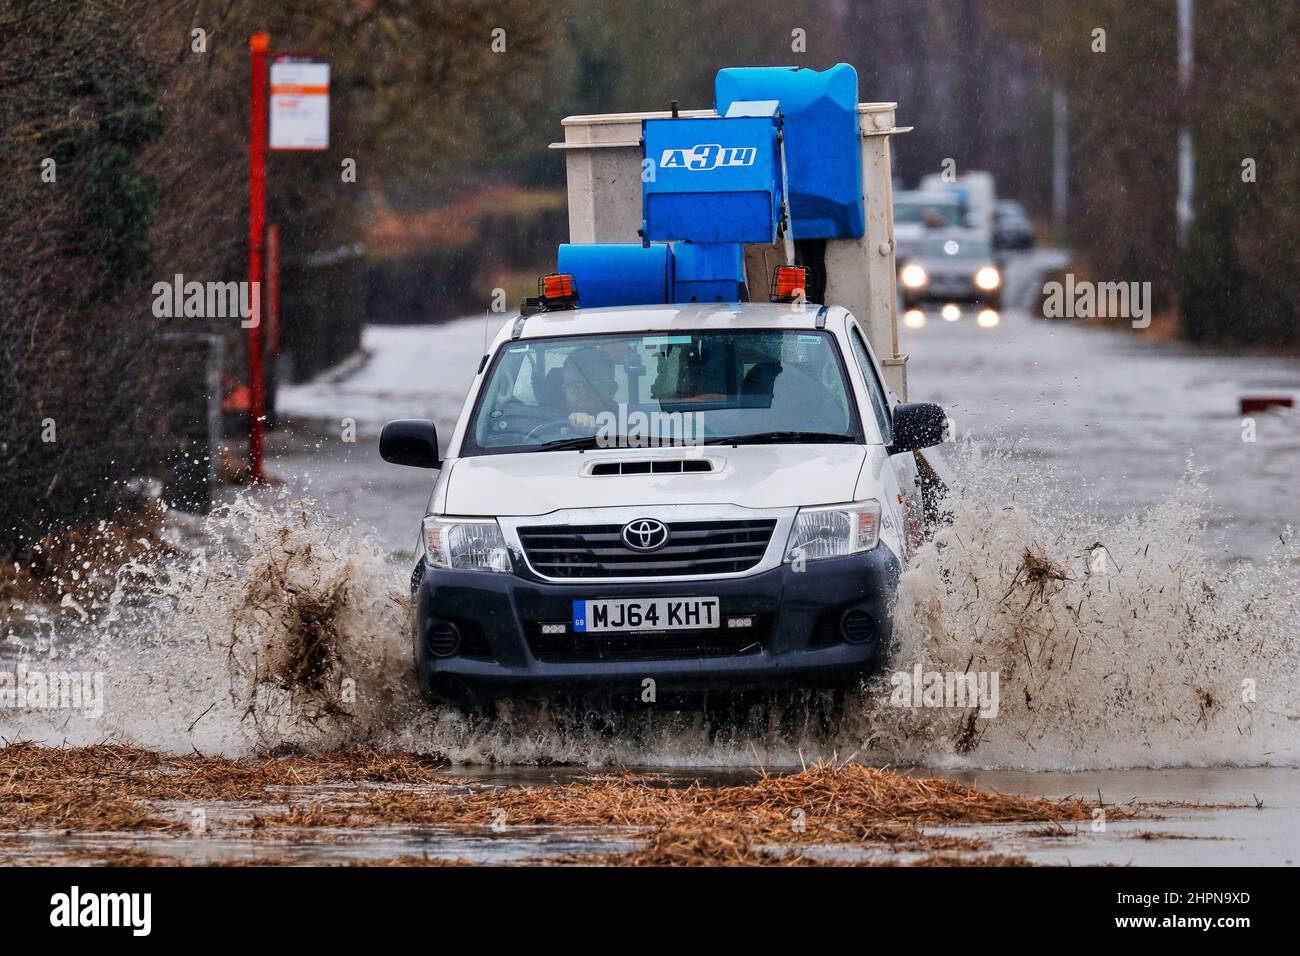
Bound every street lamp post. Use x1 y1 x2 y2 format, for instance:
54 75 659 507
1176 0 1194 248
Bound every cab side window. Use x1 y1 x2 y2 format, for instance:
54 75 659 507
848 325 893 444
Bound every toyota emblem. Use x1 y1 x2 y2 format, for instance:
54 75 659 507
622 518 670 552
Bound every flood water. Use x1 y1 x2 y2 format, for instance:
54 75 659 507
903 251 1300 564
4 250 1298 865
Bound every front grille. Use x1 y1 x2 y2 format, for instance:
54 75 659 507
527 625 765 663
517 518 777 579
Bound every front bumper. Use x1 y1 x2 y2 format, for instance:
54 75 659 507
413 547 901 705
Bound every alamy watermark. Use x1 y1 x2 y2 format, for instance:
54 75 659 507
50 886 150 936
589 404 707 449
888 663 1000 719
152 273 260 328
1042 273 1152 328
0 665 104 718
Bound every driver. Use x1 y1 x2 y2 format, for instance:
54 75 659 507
562 346 618 432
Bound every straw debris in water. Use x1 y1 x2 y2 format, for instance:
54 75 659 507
0 744 1149 866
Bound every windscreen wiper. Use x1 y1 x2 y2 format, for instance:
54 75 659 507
704 431 855 446
536 434 702 451
532 435 602 451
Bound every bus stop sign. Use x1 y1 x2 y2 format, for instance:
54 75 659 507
269 56 330 151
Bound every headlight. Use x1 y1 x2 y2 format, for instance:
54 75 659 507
422 516 512 572
900 263 928 289
784 500 881 563
974 266 1001 290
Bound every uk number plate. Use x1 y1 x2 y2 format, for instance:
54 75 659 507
572 597 720 633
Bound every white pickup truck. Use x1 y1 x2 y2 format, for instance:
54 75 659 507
380 64 950 707
381 300 946 707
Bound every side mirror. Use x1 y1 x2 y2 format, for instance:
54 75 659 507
380 419 440 468
888 402 947 455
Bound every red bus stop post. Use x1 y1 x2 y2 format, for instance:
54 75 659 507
247 32 269 483
266 222 280 426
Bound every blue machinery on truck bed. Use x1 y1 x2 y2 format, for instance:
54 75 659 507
546 63 913 399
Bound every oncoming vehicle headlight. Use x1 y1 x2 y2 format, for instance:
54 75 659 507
784 500 881 563
422 516 512 572
974 265 1001 290
900 263 928 289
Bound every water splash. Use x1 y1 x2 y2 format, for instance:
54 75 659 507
868 443 1300 769
2 494 418 755
4 447 1297 769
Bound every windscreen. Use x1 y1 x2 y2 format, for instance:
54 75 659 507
466 329 860 454
894 200 962 226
